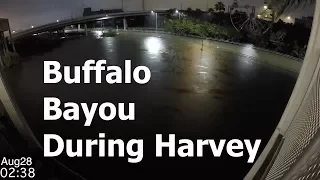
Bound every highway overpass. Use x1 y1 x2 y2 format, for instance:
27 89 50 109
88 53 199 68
12 10 168 40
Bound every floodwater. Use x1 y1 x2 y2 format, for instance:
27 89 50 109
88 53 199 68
4 31 297 179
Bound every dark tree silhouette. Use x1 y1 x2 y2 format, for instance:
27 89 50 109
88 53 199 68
187 7 193 13
214 1 225 12
186 7 193 16
194 8 203 19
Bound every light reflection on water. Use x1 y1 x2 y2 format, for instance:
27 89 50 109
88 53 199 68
144 37 164 59
105 37 115 53
241 44 257 57
93 30 103 39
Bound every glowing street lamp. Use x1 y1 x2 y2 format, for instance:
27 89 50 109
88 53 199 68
175 10 181 20
151 11 158 33
264 5 268 9
31 26 34 28
257 14 261 18
287 16 291 19
56 20 59 22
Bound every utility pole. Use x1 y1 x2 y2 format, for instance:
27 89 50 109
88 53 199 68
142 0 145 11
121 0 124 11
156 12 158 33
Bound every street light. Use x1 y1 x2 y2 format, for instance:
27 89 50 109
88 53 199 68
57 20 59 22
12 31 16 33
287 16 291 19
175 10 181 20
151 11 158 33
31 26 34 28
264 5 268 9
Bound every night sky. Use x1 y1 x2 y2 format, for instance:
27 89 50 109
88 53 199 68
0 0 315 31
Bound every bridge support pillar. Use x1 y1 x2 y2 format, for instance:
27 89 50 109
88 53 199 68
84 24 88 36
62 27 65 36
77 24 81 32
123 18 128 30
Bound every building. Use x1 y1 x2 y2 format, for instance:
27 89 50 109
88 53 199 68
83 7 123 17
295 16 313 28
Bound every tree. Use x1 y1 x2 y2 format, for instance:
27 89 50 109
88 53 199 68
194 8 203 19
214 1 226 12
187 7 193 13
208 8 214 13
166 9 176 19
186 7 194 16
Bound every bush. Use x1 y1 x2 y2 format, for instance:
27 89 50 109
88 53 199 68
102 29 117 37
1 52 20 69
165 19 240 40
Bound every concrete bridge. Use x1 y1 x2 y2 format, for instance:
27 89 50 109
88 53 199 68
12 10 168 40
